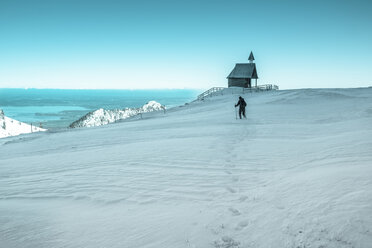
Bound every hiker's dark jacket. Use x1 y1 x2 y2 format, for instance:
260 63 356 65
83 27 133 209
235 98 246 109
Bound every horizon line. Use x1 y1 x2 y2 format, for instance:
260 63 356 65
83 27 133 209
1 86 371 91
0 87 205 91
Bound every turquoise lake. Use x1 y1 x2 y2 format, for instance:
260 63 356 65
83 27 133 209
0 89 201 129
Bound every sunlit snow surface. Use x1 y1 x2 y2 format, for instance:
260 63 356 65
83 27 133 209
1 88 372 248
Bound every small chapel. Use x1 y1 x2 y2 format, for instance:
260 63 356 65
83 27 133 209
227 51 258 88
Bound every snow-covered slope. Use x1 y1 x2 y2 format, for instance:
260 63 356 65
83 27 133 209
0 109 46 139
69 101 164 128
0 88 371 248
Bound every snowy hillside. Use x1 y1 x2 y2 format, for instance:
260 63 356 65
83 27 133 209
0 88 371 248
0 109 46 139
69 100 164 128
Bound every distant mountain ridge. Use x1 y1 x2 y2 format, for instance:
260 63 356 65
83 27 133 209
0 109 46 139
69 101 165 128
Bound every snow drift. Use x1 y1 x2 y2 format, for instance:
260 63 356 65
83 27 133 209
0 109 46 139
69 101 165 128
0 88 371 248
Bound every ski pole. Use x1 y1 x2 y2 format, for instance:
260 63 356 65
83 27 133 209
235 106 237 120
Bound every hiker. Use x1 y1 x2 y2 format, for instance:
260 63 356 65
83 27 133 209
235 96 246 119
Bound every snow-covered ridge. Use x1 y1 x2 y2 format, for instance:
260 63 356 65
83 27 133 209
0 109 47 139
69 101 165 128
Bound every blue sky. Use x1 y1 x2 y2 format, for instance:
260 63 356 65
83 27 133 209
0 0 371 89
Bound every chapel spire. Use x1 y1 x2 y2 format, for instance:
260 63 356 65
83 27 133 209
248 51 255 63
